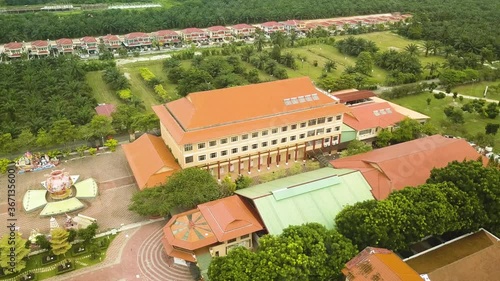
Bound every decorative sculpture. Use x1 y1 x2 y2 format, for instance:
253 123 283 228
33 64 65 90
45 169 73 199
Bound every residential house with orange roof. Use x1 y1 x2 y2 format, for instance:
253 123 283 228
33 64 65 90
152 77 350 180
30 40 51 56
151 30 181 46
102 34 122 50
229 24 256 38
204 26 233 41
342 247 423 281
162 195 264 276
80 36 99 54
343 102 406 143
123 32 152 48
404 229 500 281
257 21 285 34
4 42 24 58
179 28 207 43
122 134 181 190
330 134 485 200
55 38 74 54
281 19 307 32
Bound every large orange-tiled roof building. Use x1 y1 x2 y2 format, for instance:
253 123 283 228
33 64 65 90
152 77 350 180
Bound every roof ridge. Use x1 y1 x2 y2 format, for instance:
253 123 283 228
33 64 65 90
366 136 452 162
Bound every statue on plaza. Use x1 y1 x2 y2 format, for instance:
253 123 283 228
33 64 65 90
45 169 73 199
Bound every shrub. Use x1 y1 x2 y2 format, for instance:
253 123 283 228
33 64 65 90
88 148 97 155
139 68 156 82
434 92 446 99
0 158 11 174
154 84 169 102
117 89 132 100
104 139 119 152
76 145 88 157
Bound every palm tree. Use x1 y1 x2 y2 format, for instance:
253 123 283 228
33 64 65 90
0 52 7 62
442 45 455 58
422 41 433 57
254 34 267 52
270 31 287 48
323 60 337 73
289 29 298 47
240 46 255 62
404 43 419 56
425 62 440 77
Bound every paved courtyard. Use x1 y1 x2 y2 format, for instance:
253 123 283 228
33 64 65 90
48 220 194 281
0 147 144 236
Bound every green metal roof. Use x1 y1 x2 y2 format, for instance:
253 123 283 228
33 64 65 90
236 168 374 235
194 248 212 280
236 167 354 199
341 124 357 143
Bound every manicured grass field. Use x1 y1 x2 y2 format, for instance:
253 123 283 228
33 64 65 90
389 93 500 152
85 71 123 105
337 31 417 51
452 81 500 100
85 31 446 110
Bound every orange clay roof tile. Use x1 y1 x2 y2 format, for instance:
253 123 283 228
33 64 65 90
163 195 264 251
331 135 485 200
122 134 181 190
342 247 422 281
153 77 351 145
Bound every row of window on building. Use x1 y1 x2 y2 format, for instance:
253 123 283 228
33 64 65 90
184 116 342 152
185 134 339 164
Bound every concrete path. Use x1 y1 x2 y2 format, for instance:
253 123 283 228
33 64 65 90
432 90 499 103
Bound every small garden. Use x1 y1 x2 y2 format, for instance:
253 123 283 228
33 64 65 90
0 223 116 281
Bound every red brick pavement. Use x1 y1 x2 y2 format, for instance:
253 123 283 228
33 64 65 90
51 221 194 281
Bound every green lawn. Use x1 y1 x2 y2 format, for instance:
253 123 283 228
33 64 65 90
389 93 500 152
452 81 500 100
86 71 124 105
337 31 420 52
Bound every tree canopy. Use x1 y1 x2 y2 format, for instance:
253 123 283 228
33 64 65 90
335 181 483 251
129 168 222 216
427 160 500 235
208 223 357 281
0 232 30 274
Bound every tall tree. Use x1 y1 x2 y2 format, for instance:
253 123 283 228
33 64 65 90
50 119 78 146
0 232 30 274
405 43 419 56
50 228 71 256
355 51 374 75
129 168 221 216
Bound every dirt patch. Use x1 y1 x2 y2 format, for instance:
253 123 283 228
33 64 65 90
123 72 131 80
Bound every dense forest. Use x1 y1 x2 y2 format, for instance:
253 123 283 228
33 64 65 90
0 0 498 58
0 56 96 139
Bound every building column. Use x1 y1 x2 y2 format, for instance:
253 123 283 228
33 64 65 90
267 150 271 169
247 154 251 174
285 146 289 165
313 140 316 151
238 156 241 175
258 152 261 171
329 136 333 155
303 142 307 160
295 143 298 161
276 148 280 167
217 161 221 181
322 138 325 148
206 164 209 172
